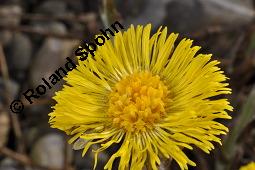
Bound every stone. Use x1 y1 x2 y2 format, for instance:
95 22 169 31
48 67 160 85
118 0 254 34
36 0 67 16
30 133 66 169
0 78 19 99
163 0 254 34
29 36 79 98
31 22 67 35
0 30 12 46
66 0 84 13
8 33 32 71
0 5 22 26
0 158 21 170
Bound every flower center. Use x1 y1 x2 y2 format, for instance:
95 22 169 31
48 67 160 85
107 71 169 132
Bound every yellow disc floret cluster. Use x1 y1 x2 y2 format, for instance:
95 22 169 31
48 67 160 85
108 71 169 132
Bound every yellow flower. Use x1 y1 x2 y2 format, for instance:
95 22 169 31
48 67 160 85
240 162 255 170
49 24 233 170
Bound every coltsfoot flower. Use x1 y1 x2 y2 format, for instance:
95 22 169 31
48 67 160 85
49 24 233 170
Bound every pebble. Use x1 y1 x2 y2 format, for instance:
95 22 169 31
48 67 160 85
0 30 13 47
0 158 21 170
163 0 206 34
36 0 67 16
0 78 19 99
0 5 22 26
31 22 67 35
164 0 254 33
30 133 67 169
66 0 84 13
119 0 172 28
120 0 253 34
8 33 32 71
29 36 79 97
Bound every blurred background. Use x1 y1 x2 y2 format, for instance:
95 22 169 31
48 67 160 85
0 0 255 170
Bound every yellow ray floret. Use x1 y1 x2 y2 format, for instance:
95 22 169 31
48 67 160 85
49 24 233 170
240 162 255 170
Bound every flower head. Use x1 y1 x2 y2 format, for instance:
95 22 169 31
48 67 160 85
240 162 255 170
49 24 233 170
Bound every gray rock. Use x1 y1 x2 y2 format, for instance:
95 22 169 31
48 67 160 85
0 30 13 46
30 36 79 97
231 0 253 9
201 0 254 25
30 133 67 169
9 33 32 71
36 0 67 16
0 5 22 26
0 158 21 170
120 0 170 27
119 0 254 34
163 0 206 34
31 22 67 35
0 166 18 170
66 0 84 13
30 21 68 44
0 78 19 99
